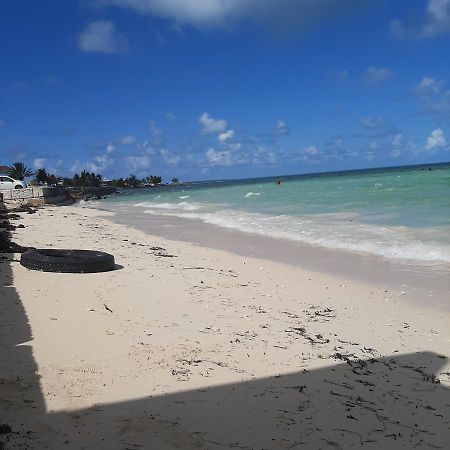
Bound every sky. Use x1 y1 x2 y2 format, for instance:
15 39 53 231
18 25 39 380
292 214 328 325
1 0 450 181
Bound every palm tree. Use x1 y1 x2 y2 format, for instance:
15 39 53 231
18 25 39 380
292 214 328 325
8 162 33 181
35 168 48 184
126 174 139 188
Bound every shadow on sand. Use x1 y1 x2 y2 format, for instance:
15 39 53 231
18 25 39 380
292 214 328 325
1 202 449 449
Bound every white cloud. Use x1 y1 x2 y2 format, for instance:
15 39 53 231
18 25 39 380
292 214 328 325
252 146 276 166
205 147 248 166
71 143 116 174
294 145 322 162
165 112 177 122
218 129 235 143
392 133 403 147
78 20 128 54
199 112 227 134
275 120 290 136
419 76 440 92
206 148 233 166
160 149 180 165
425 128 446 150
98 0 369 32
391 0 450 39
121 135 137 145
358 117 385 129
47 160 64 174
70 160 85 174
303 145 320 155
125 155 152 173
391 134 403 157
149 120 162 136
33 158 47 170
413 76 450 120
366 141 378 160
363 67 392 87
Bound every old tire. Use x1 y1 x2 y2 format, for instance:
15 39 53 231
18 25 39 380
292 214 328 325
20 249 115 273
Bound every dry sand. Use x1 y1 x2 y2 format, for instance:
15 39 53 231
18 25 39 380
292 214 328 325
1 204 449 449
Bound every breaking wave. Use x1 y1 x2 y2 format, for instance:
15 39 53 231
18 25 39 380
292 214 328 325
136 201 450 264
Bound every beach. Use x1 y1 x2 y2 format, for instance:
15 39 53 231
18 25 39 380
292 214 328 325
1 203 449 448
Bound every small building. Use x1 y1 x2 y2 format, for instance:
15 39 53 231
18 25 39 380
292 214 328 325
0 165 10 175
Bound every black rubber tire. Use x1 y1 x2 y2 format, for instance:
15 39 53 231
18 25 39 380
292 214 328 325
15 185 24 189
20 249 115 273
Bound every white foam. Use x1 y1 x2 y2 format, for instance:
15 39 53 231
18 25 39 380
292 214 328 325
245 192 261 197
141 207 450 264
135 201 204 211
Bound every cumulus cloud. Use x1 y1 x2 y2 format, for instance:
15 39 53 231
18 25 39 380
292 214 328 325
160 149 180 165
199 112 227 134
121 135 137 145
304 145 320 156
33 158 47 170
106 143 115 154
218 129 234 143
71 143 116 174
390 133 403 157
125 155 152 173
391 0 450 39
204 147 249 167
98 0 371 33
252 146 276 166
425 128 446 150
413 76 450 121
275 120 290 136
294 145 322 162
363 67 392 87
365 141 378 160
418 76 441 93
358 117 385 129
149 120 162 136
78 20 128 54
165 112 177 122
205 148 233 166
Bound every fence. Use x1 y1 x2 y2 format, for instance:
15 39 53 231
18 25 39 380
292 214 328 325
0 186 67 202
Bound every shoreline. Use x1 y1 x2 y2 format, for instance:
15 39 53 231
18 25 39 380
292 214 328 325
95 201 450 312
2 204 450 448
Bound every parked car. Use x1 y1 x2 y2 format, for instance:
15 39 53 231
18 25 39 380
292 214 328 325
0 176 27 189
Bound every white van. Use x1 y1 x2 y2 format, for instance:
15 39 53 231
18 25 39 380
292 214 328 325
0 176 27 190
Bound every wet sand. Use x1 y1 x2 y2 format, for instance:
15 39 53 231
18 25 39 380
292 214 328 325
105 202 450 311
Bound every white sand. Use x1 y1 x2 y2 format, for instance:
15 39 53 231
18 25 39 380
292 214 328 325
1 204 449 449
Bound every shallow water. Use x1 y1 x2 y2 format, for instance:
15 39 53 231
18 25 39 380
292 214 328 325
103 163 450 266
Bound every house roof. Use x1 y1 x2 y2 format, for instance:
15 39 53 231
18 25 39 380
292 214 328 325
0 165 11 173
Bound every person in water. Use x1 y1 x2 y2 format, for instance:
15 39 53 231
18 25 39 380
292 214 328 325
275 177 281 185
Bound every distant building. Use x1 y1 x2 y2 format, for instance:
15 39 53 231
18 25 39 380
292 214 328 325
0 165 10 175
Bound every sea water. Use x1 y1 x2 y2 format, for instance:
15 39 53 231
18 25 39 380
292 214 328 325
103 164 450 265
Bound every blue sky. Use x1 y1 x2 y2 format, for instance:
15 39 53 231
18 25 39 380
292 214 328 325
1 0 450 181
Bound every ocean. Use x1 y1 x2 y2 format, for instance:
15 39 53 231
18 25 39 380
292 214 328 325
102 163 450 266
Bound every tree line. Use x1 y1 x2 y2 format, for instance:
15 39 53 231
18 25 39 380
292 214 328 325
5 162 179 188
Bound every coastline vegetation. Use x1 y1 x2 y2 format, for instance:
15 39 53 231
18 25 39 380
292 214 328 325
3 161 179 188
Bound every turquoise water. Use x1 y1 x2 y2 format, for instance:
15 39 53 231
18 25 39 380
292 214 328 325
103 164 450 264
